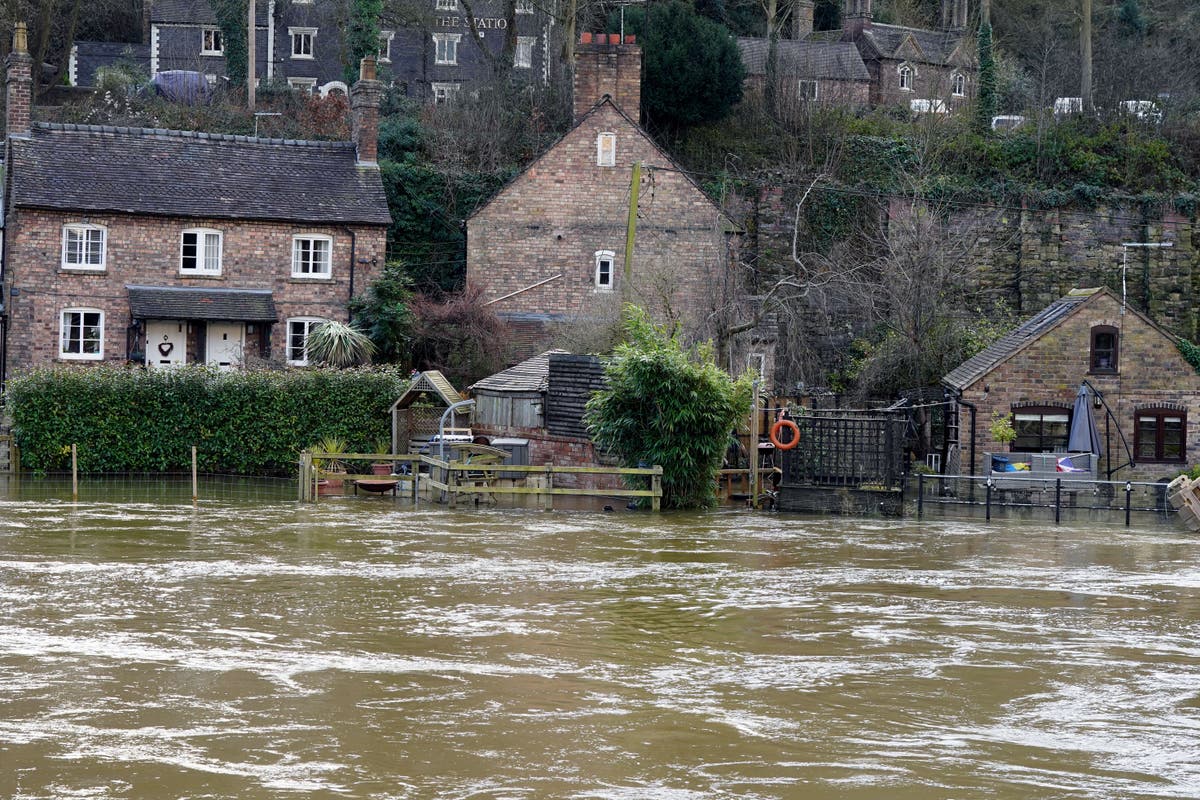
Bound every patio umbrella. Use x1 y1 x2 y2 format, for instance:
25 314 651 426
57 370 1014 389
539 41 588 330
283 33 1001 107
1067 384 1102 456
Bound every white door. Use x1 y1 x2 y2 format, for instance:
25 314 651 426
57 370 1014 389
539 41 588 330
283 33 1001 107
206 322 244 370
145 320 187 369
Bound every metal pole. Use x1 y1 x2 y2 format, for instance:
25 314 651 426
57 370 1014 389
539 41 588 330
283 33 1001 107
1054 478 1061 525
985 477 992 521
917 472 924 519
71 443 78 501
1125 481 1133 527
749 379 760 509
247 0 256 109
192 445 198 506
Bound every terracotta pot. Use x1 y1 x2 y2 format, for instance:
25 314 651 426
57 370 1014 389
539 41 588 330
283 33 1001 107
318 472 345 495
371 462 393 476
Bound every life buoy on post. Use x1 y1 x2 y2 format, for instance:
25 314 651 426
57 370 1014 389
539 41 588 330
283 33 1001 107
769 419 800 450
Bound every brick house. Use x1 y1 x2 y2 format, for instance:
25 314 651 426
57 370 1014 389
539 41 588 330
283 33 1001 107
745 0 975 113
466 34 740 361
943 288 1200 481
737 37 871 109
71 0 550 103
0 24 390 385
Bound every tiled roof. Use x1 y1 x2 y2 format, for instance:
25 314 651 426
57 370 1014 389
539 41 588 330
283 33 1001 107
10 123 391 226
738 37 870 81
127 285 277 321
861 24 964 65
942 291 1096 391
470 349 569 393
152 0 268 26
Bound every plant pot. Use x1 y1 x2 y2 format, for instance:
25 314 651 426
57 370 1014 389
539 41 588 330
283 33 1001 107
371 462 393 476
318 472 345 495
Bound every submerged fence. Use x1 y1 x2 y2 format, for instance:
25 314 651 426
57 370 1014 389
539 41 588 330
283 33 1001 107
916 472 1178 526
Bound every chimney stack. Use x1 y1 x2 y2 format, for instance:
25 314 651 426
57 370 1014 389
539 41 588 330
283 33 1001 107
842 0 873 38
142 0 153 45
6 22 32 139
350 56 383 165
573 33 642 123
793 0 814 39
941 0 968 32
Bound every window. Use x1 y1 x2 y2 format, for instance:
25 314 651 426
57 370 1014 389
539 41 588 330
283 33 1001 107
181 229 222 274
431 82 459 104
951 72 966 97
1090 325 1118 373
596 132 616 167
435 0 457 9
898 64 913 91
287 317 325 366
798 79 818 101
1136 408 1186 463
60 308 104 360
516 0 534 12
292 235 333 278
288 77 317 93
290 27 316 59
201 27 223 56
61 224 106 270
1012 407 1070 452
434 33 460 65
515 36 534 69
594 250 615 290
378 30 394 63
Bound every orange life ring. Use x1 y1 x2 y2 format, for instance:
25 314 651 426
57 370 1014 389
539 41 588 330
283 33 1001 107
769 419 800 450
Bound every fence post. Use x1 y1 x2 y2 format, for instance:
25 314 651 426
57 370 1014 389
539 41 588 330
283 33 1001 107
71 443 78 502
652 466 662 512
1055 478 1062 525
1125 481 1133 527
917 472 924 519
299 451 310 502
985 477 993 521
411 460 420 503
192 445 199 506
543 463 553 511
448 461 459 509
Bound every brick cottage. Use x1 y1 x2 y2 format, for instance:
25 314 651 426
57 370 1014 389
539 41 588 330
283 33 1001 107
0 24 390 385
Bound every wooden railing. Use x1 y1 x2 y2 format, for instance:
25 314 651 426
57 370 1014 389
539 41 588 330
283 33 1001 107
0 434 20 474
301 451 663 510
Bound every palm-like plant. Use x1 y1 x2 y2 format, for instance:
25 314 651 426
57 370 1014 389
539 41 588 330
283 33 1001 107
305 321 376 368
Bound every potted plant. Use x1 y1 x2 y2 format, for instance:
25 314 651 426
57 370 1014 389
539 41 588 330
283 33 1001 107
312 435 348 495
990 412 1017 448
371 436 394 475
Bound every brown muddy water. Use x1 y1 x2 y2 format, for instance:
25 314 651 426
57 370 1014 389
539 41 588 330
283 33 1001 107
0 478 1198 799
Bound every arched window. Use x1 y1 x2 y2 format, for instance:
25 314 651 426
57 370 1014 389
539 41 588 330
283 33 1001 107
1090 325 1118 373
898 64 913 92
951 72 966 97
594 250 615 290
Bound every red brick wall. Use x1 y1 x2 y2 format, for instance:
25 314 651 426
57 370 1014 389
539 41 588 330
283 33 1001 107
4 208 385 371
957 292 1200 480
573 40 642 122
870 56 971 111
466 103 729 339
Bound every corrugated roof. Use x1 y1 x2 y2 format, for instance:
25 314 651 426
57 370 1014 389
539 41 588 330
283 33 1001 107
127 285 277 321
942 290 1097 391
738 37 870 81
10 123 391 226
470 349 569 393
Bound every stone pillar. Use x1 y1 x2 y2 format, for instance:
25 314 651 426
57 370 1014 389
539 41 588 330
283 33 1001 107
6 22 32 139
573 33 642 123
350 57 383 166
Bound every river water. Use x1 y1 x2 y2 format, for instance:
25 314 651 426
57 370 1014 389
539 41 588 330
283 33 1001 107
1 482 1198 799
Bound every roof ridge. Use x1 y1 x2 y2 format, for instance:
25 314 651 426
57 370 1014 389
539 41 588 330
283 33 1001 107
32 121 353 150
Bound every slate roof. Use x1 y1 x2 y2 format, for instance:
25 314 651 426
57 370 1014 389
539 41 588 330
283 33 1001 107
73 42 151 88
738 37 870 82
10 123 391 226
942 290 1095 391
470 349 569 393
127 285 277 321
807 23 965 66
152 0 269 26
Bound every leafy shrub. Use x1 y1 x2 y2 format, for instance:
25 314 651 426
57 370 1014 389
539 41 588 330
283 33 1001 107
6 365 407 474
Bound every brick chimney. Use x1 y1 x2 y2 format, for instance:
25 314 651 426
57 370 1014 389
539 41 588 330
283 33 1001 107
142 0 153 45
843 0 873 38
793 0 815 39
941 0 968 32
573 33 642 123
350 56 383 166
6 22 32 139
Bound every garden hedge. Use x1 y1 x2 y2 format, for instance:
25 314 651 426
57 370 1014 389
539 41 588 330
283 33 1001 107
6 365 409 474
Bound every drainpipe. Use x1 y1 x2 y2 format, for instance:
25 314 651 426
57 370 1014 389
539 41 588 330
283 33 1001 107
342 226 356 322
956 391 977 477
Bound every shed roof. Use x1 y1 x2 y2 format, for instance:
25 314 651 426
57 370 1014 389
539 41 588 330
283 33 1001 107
10 123 391 226
469 349 569 393
127 285 277 321
390 370 463 411
738 37 870 81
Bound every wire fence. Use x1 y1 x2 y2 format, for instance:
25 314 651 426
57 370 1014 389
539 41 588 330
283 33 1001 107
0 472 298 505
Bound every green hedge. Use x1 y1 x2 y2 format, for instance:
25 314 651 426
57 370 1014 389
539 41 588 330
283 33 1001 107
6 365 408 474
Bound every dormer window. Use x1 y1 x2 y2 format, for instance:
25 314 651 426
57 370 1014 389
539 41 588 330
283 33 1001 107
1090 325 1118 373
898 64 914 92
597 132 616 166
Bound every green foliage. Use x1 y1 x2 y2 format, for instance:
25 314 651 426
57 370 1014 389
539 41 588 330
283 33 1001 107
212 0 248 89
975 21 998 135
1178 338 1200 374
617 1 744 131
804 187 865 251
344 0 384 84
990 411 1017 444
350 260 415 364
6 366 406 474
584 306 753 509
305 321 377 367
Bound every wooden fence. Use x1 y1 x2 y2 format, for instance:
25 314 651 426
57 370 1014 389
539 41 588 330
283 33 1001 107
300 451 663 510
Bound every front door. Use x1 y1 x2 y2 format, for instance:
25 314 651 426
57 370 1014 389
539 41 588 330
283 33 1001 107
145 320 187 369
206 322 244 370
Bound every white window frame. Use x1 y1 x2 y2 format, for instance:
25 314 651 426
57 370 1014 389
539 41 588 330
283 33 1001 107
951 72 966 97
515 36 534 69
286 317 326 366
435 0 458 9
898 64 914 92
291 234 333 278
60 307 104 361
798 79 818 101
201 27 223 56
180 228 223 275
288 76 317 93
431 82 459 104
61 224 107 271
290 27 316 59
516 0 534 13
378 30 395 63
596 132 616 167
434 33 461 65
594 250 615 291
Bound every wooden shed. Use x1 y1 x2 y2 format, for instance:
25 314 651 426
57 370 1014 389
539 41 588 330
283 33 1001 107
469 350 567 432
390 370 467 453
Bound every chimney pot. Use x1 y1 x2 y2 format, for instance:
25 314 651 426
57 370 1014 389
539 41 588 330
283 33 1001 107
12 21 27 55
607 33 620 45
624 35 636 44
360 55 377 82
580 32 592 44
6 21 33 139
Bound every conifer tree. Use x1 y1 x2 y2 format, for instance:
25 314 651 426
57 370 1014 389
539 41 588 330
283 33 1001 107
975 19 997 135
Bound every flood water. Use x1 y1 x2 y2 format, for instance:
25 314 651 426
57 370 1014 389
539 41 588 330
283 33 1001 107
1 481 1199 799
